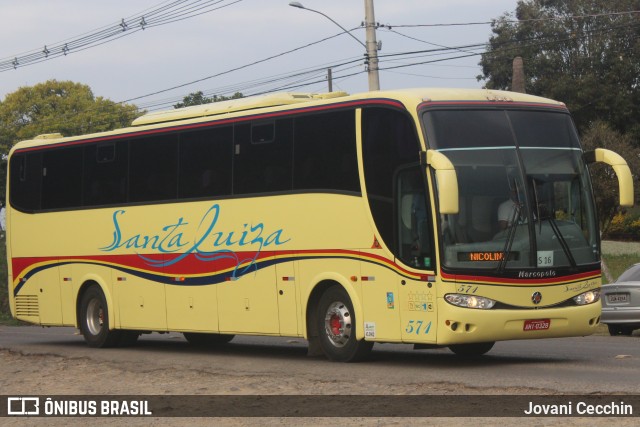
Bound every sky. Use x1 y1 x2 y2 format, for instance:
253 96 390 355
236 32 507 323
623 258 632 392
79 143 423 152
0 0 520 112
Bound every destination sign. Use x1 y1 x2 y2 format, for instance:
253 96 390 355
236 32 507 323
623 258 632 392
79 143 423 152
457 251 519 262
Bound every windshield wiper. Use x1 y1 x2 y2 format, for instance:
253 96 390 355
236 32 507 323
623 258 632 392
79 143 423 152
532 179 542 234
497 203 521 272
547 216 577 268
529 178 577 269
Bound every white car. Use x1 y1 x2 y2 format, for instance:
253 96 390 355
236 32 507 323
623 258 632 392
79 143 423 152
601 263 640 336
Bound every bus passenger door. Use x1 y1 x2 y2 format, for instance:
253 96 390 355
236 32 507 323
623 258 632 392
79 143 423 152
398 278 437 344
276 260 299 336
396 167 437 344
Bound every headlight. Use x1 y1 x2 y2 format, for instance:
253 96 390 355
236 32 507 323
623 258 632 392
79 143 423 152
572 289 600 305
445 294 496 309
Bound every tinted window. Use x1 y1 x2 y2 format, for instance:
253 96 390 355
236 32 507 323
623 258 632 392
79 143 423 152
423 110 514 149
234 119 293 194
9 152 42 211
293 110 358 192
423 109 580 150
362 107 422 249
179 126 233 199
129 134 179 202
83 141 128 206
42 147 83 209
509 111 580 148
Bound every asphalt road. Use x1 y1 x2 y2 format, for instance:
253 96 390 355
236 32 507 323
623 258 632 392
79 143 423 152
1 325 639 394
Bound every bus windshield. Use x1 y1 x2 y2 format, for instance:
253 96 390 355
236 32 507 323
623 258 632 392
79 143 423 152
423 108 598 271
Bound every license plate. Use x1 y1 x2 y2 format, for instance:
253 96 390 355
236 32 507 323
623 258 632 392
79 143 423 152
523 319 550 331
608 293 629 303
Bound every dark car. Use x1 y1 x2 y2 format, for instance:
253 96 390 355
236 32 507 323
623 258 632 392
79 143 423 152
601 263 640 336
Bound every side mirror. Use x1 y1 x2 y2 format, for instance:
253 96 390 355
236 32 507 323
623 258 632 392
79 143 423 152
584 148 634 207
422 150 459 214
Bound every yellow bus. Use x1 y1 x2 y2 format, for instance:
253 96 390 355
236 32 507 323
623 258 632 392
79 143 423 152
6 88 633 361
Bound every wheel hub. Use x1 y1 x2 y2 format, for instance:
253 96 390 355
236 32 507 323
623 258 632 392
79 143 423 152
86 298 104 336
324 301 352 347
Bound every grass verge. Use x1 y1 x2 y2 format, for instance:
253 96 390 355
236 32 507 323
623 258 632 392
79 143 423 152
601 253 639 283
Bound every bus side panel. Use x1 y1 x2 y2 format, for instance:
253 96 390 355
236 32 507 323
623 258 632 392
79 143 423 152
58 264 75 326
113 269 168 331
275 259 300 336
20 267 62 326
165 283 219 332
360 252 401 342
217 251 279 334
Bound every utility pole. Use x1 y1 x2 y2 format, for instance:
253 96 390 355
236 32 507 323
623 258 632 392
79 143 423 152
327 68 333 92
290 1 380 91
364 0 380 91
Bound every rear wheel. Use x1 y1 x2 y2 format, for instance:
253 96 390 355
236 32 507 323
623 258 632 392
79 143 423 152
79 285 121 348
448 342 495 357
608 324 634 336
316 285 372 362
183 332 235 346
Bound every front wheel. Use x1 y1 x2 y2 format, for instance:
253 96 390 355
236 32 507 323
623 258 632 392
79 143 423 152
448 342 495 357
316 285 372 362
79 285 121 348
608 324 634 336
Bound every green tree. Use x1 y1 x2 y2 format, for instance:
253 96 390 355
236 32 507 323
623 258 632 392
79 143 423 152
581 121 640 231
174 91 243 108
0 79 140 154
479 0 640 139
0 79 141 205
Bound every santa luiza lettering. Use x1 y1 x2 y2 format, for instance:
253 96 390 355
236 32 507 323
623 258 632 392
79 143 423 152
100 204 290 275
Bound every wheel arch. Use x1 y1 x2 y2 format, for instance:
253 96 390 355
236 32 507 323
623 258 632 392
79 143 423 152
76 277 116 330
303 274 363 341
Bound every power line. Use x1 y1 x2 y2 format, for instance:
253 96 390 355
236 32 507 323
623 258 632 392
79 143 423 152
9 9 640 133
388 10 640 28
118 28 365 104
0 0 243 72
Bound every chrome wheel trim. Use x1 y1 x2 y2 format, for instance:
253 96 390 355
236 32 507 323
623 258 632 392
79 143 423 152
324 301 352 348
86 298 104 336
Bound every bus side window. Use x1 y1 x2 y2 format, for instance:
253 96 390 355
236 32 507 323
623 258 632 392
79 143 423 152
179 126 233 199
9 153 43 211
42 147 83 210
293 110 358 193
83 141 128 207
233 119 293 195
129 134 179 203
362 107 423 260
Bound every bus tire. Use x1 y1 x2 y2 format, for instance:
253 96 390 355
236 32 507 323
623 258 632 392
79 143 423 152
448 341 495 357
607 324 633 336
79 285 121 348
183 332 235 346
316 285 373 362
